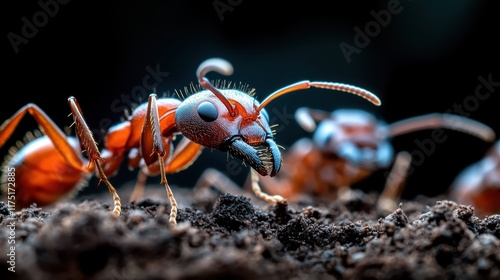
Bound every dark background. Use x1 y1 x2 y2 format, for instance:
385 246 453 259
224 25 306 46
3 1 499 200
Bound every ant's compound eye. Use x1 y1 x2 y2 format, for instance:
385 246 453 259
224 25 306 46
261 108 270 122
197 101 218 122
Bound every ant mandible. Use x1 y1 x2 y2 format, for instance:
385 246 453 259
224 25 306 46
257 107 496 211
0 58 381 225
450 139 500 218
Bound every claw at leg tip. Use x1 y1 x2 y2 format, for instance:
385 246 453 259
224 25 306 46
274 195 287 203
170 219 178 227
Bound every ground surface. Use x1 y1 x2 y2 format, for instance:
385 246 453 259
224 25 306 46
1 184 499 280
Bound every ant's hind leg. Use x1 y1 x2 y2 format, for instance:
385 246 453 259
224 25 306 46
0 102 87 172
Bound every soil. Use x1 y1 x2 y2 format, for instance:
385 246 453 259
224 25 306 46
1 183 499 280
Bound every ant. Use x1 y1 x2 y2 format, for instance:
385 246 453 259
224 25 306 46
255 107 496 211
0 58 381 225
450 139 500 218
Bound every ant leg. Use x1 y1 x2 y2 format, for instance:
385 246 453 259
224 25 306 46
165 137 204 173
158 158 178 226
255 172 297 200
129 136 204 203
129 168 148 203
193 168 245 198
377 151 412 213
141 94 180 225
68 97 122 216
0 101 122 215
0 103 87 172
250 169 286 203
164 138 245 202
94 162 122 217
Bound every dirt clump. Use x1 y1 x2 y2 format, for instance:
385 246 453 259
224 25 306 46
0 187 499 280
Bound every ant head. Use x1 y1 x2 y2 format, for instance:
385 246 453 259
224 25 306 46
175 58 279 176
176 58 382 176
296 108 393 169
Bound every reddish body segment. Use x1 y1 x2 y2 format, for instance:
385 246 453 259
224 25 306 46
2 136 88 208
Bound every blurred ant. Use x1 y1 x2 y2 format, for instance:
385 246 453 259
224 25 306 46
255 108 496 211
450 139 500 217
0 58 381 225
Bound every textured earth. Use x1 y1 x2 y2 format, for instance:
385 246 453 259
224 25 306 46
0 183 499 280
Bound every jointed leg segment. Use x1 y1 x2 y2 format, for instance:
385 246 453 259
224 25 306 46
95 161 122 217
250 169 286 203
0 99 123 216
138 94 204 226
68 97 122 216
0 103 87 172
377 151 412 212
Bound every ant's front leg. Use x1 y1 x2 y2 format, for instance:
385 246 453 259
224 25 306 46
250 169 287 204
193 167 288 206
129 136 204 203
139 94 204 225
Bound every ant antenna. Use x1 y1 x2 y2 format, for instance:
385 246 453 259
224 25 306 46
257 81 381 113
197 58 235 117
